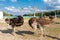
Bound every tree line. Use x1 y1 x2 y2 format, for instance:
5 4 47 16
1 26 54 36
23 10 60 16
3 12 13 16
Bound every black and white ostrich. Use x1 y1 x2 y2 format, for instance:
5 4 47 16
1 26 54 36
5 16 24 35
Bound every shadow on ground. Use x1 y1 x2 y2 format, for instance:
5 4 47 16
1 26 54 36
0 29 34 36
0 29 13 35
0 29 60 40
15 30 34 36
46 34 60 40
55 22 60 24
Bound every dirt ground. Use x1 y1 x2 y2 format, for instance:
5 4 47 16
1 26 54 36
0 19 60 40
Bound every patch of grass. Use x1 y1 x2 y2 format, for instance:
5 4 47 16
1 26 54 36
46 27 60 35
56 18 60 22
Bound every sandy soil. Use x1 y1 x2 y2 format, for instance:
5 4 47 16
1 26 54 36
0 19 60 40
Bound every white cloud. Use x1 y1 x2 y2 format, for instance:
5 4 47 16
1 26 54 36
36 9 40 12
43 0 60 9
55 6 60 9
5 6 49 14
40 10 48 12
4 6 32 13
22 7 31 13
44 0 48 2
5 6 20 12
10 0 17 2
23 7 28 10
58 0 60 3
43 0 52 3
43 0 57 5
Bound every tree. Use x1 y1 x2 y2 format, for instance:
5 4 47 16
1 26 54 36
3 12 13 16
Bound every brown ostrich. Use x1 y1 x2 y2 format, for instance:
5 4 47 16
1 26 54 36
5 16 24 35
28 16 55 30
28 16 55 39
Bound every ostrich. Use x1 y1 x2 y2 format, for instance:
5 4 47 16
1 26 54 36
5 16 24 35
29 16 55 31
28 15 55 39
28 7 38 30
28 6 55 40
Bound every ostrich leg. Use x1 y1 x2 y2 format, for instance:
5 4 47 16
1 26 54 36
39 24 44 40
12 26 16 36
11 23 16 35
32 21 37 31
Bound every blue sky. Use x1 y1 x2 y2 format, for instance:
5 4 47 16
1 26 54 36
0 0 60 15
